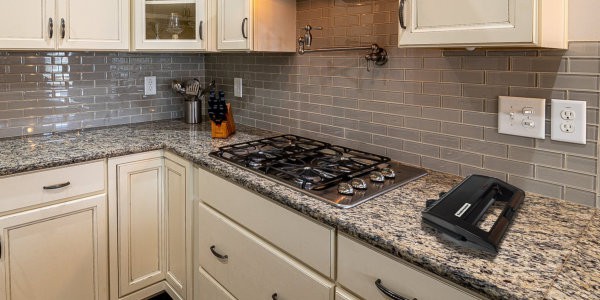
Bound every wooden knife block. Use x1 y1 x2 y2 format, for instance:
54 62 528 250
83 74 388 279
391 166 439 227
211 103 236 138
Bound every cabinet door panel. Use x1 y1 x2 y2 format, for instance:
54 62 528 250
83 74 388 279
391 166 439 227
399 0 535 46
117 158 165 297
0 0 55 49
198 203 334 300
134 0 207 51
165 158 186 297
58 0 129 50
217 0 250 50
0 195 108 300
337 235 481 300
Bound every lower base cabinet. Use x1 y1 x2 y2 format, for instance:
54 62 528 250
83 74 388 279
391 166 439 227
0 194 108 300
197 267 236 300
197 202 335 300
337 235 483 300
109 151 191 300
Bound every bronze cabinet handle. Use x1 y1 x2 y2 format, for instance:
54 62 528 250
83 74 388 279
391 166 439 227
375 279 416 300
60 18 66 39
43 182 71 190
241 18 248 39
48 18 54 38
210 245 228 260
399 0 407 29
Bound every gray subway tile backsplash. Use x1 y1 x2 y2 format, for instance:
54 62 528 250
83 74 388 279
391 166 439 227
0 0 599 207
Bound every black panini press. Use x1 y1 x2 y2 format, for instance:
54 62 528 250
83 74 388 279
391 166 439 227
422 175 525 254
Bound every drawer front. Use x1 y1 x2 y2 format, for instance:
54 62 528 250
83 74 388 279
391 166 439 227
0 161 105 213
197 267 237 300
337 235 482 300
197 167 334 277
198 203 335 300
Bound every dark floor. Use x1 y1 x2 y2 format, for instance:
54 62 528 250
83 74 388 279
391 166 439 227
148 292 172 300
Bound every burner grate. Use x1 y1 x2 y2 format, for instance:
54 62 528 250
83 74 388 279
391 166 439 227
212 135 390 190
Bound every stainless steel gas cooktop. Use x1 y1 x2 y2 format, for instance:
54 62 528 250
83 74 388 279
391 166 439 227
210 135 427 208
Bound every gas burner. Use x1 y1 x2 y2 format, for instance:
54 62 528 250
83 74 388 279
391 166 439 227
210 134 427 208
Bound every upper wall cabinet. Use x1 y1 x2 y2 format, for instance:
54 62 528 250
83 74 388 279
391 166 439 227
0 0 129 51
217 0 296 52
133 0 216 51
398 0 568 49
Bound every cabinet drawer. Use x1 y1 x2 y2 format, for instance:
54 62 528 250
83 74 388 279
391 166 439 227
338 235 482 300
197 267 237 300
198 203 334 300
0 161 105 213
197 167 334 277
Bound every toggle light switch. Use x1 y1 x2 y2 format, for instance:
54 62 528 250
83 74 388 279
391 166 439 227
498 96 546 139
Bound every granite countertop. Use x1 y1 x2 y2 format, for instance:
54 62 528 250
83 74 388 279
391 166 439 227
0 120 597 300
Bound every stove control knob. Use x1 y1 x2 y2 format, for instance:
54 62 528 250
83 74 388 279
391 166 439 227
337 182 354 195
369 171 385 183
350 178 368 190
380 167 396 179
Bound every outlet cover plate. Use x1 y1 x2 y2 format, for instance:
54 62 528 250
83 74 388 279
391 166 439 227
551 99 586 144
144 76 157 96
498 96 546 139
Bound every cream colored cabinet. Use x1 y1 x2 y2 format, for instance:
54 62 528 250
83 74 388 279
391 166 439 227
335 288 360 300
109 151 191 300
0 0 129 50
0 0 55 49
164 153 192 300
197 268 236 300
337 235 483 300
134 0 216 51
197 167 335 278
197 203 335 300
114 155 165 298
398 0 567 49
0 161 108 300
0 195 109 300
217 0 296 52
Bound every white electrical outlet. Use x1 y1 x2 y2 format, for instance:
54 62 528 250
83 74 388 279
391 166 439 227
234 78 243 97
498 96 546 139
144 76 157 96
551 99 586 144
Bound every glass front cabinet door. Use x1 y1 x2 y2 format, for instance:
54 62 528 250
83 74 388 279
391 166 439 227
134 0 212 50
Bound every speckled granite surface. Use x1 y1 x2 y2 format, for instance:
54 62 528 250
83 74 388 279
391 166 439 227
0 120 597 300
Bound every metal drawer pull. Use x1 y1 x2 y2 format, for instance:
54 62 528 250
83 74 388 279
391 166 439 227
60 18 66 39
199 20 203 40
48 18 54 38
43 182 71 190
375 279 416 300
210 245 228 260
399 0 407 29
271 293 278 300
241 17 248 39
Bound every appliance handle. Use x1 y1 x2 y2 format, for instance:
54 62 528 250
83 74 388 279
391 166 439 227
43 181 71 190
375 279 415 300
399 0 407 29
210 245 228 260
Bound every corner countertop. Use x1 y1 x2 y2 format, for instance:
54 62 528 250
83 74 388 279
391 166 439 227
0 120 597 300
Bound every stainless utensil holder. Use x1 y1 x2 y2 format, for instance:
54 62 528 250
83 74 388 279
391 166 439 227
184 100 202 124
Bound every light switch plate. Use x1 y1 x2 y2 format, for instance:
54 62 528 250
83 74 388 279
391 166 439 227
551 99 586 144
234 78 242 97
498 96 546 139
